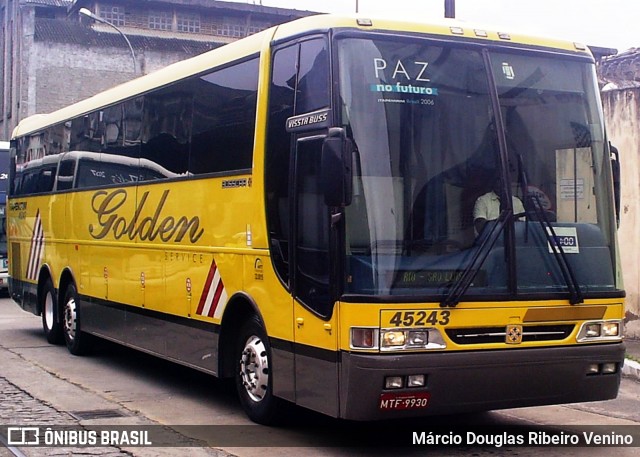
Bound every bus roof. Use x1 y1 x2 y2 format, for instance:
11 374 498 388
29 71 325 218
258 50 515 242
12 14 591 139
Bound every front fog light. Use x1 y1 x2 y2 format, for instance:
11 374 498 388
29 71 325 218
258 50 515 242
602 363 617 374
587 363 600 374
385 376 404 389
602 322 619 337
382 331 406 347
407 374 425 387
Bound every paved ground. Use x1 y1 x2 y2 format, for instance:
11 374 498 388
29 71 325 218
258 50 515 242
622 338 640 380
0 298 229 457
0 375 132 456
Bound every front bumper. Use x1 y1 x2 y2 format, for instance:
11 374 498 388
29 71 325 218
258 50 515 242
339 343 624 420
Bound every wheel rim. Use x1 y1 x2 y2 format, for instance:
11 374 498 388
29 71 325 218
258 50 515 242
64 296 77 342
239 335 269 402
44 292 54 331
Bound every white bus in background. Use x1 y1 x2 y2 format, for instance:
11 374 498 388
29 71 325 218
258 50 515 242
0 141 8 292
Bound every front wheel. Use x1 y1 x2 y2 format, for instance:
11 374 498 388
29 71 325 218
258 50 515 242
63 283 89 355
41 278 63 344
235 316 283 425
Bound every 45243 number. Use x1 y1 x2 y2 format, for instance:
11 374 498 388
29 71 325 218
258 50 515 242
388 310 451 327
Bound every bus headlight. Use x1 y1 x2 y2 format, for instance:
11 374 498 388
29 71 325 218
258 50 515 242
382 331 405 347
602 322 621 337
577 320 622 342
585 323 601 337
380 328 446 351
407 330 428 346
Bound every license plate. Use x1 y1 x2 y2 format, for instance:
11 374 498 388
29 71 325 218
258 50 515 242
379 392 431 410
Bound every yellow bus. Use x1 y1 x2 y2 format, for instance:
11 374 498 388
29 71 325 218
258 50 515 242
8 14 625 424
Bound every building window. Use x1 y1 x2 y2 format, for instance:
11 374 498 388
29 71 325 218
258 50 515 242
177 13 200 33
219 22 245 38
99 5 125 27
247 24 266 35
149 11 172 31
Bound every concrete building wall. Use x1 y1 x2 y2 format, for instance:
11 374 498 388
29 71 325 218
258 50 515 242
30 41 197 116
602 88 640 335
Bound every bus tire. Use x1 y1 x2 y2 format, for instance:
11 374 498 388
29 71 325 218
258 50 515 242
62 283 89 355
235 316 282 425
41 278 63 344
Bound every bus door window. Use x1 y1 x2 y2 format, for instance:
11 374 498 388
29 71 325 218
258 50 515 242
293 137 330 315
293 135 339 417
292 38 331 316
266 44 297 287
296 39 329 114
265 38 329 290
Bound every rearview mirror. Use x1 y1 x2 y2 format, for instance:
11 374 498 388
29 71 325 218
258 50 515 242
321 128 352 207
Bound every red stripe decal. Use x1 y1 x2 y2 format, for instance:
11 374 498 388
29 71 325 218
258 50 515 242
207 280 225 318
196 261 217 315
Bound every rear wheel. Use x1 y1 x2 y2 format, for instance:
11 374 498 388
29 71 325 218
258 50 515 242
235 316 283 425
41 278 63 344
63 283 89 355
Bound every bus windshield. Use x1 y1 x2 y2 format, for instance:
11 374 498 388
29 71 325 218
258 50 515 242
338 36 618 299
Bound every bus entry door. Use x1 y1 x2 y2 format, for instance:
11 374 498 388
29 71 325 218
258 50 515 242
292 136 340 417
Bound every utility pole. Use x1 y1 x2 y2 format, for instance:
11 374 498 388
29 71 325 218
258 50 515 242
444 0 455 18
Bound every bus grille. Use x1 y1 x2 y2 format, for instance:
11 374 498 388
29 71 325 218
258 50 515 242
446 325 575 345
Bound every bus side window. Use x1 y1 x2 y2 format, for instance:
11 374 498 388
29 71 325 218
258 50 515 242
101 104 124 150
142 90 191 176
56 159 76 191
190 58 258 175
21 166 56 195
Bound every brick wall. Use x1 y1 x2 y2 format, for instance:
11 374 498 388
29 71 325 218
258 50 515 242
27 39 202 117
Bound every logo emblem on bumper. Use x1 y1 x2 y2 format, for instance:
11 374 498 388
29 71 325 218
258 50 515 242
506 325 523 344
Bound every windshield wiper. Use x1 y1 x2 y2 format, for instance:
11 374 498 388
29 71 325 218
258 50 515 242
525 194 584 304
515 153 583 305
440 211 509 308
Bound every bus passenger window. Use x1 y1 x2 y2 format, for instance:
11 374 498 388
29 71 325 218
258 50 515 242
142 90 192 176
56 159 76 191
190 58 259 175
